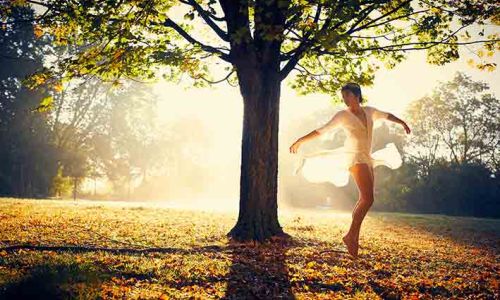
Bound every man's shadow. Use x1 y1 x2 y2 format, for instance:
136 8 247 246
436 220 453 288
222 235 295 299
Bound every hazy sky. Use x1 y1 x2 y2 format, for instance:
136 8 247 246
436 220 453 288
150 45 499 187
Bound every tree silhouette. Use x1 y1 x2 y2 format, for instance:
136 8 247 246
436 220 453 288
406 71 499 174
0 6 57 197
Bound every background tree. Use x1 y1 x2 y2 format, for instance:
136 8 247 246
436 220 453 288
406 71 500 174
0 6 58 197
2 0 499 241
48 76 114 198
374 72 500 218
101 82 166 199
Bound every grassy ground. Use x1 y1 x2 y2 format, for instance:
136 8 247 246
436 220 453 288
0 198 498 299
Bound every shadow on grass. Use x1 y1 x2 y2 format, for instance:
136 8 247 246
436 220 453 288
222 237 296 300
0 238 353 299
0 262 105 299
0 244 226 255
1 239 302 299
373 212 500 252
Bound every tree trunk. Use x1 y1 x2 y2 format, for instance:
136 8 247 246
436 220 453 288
227 67 287 242
73 177 77 200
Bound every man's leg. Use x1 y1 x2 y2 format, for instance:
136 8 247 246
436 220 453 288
343 163 374 257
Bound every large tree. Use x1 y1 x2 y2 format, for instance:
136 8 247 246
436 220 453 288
406 71 500 175
0 6 58 197
1 0 499 241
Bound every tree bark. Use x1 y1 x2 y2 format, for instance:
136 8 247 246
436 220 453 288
221 0 289 242
227 65 287 242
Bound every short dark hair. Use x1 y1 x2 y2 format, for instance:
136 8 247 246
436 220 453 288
341 82 364 103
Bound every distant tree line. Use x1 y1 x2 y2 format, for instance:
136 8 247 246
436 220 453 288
0 7 56 197
374 72 499 218
0 7 212 200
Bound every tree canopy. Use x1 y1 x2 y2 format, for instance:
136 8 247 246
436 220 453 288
406 71 500 174
1 0 498 102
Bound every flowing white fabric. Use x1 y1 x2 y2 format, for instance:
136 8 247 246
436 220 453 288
293 105 402 186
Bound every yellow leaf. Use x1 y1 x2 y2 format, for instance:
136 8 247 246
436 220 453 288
32 96 53 112
53 83 63 92
33 24 43 38
430 7 440 14
12 0 27 6
113 49 125 60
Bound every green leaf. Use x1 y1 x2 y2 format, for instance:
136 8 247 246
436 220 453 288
32 96 54 112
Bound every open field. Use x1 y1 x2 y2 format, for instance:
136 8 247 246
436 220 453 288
0 198 498 299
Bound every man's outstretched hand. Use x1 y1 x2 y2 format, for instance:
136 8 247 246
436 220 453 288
402 122 411 134
289 140 302 154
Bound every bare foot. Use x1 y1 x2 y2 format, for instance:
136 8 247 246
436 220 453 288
342 234 359 259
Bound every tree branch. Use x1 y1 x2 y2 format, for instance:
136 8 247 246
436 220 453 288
179 0 229 42
161 18 231 62
279 3 328 80
344 2 381 35
196 69 235 84
350 0 413 33
218 0 254 63
314 39 500 55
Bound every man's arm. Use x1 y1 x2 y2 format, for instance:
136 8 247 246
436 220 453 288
290 112 343 154
371 106 411 135
289 129 321 153
300 129 322 144
386 113 411 134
